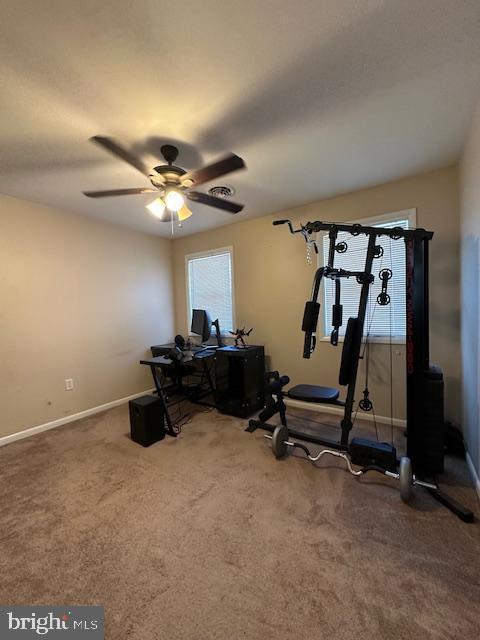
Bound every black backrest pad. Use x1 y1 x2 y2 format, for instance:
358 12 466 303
339 317 362 386
302 301 320 332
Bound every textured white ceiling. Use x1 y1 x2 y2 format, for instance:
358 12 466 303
1 0 480 237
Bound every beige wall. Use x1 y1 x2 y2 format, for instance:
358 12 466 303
0 194 174 438
0 165 461 439
173 166 460 424
460 99 480 475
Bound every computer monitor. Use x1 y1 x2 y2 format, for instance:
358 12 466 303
191 309 212 343
191 309 225 347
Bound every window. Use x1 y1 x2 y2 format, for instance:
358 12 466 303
321 210 416 341
186 247 234 334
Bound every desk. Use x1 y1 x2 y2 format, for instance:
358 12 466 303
141 344 266 434
140 351 216 435
150 343 219 357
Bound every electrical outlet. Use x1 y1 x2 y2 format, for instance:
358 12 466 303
65 378 74 391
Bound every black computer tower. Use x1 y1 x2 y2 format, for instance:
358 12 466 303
215 346 265 418
129 395 165 447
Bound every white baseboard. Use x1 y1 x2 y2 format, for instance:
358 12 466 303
466 451 480 501
0 389 155 448
284 397 406 428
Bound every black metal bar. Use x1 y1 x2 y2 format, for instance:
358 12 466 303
331 277 342 346
311 267 326 300
328 227 338 267
406 237 431 473
149 364 177 437
427 487 475 523
201 357 216 400
302 220 433 241
423 238 430 366
340 233 378 445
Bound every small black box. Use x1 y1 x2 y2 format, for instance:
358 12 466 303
129 395 165 447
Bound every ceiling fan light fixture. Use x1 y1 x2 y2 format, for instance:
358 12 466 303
146 197 166 219
165 189 185 212
177 205 193 222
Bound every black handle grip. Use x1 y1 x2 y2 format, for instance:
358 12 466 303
303 333 316 359
273 219 289 226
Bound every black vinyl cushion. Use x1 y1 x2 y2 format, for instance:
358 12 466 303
339 317 362 386
288 384 339 404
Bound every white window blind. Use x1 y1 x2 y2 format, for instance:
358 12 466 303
322 216 411 339
187 249 234 334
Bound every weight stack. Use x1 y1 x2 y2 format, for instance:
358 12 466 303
129 395 165 447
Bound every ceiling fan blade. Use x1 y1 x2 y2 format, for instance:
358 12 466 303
182 154 245 186
83 187 157 198
90 136 151 177
187 191 244 213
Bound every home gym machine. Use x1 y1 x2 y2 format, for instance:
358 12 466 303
248 218 474 522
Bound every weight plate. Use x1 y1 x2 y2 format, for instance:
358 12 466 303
399 457 413 503
272 425 289 459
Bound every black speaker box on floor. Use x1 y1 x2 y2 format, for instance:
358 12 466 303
129 395 165 447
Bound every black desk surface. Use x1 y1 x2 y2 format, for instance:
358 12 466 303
150 343 261 354
145 344 263 368
140 355 177 366
140 350 217 367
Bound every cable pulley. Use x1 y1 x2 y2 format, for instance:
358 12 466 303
358 389 373 412
379 268 392 280
377 268 392 306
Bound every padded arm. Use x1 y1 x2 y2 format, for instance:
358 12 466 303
302 267 326 358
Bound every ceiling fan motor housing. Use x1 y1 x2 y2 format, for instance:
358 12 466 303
160 144 179 165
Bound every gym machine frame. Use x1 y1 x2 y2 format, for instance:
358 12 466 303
249 219 474 522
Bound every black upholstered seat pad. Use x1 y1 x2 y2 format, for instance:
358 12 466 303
288 384 340 404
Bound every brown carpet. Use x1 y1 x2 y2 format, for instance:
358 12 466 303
0 404 479 640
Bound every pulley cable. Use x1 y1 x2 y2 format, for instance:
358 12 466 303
388 235 395 445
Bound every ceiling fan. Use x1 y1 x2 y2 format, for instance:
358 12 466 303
82 136 246 223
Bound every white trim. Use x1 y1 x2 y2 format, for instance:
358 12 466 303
285 397 406 428
185 245 235 336
318 208 416 342
0 389 155 448
466 451 480 501
342 208 417 228
319 335 406 345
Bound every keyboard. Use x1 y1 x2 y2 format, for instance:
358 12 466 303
193 349 216 359
191 345 219 353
